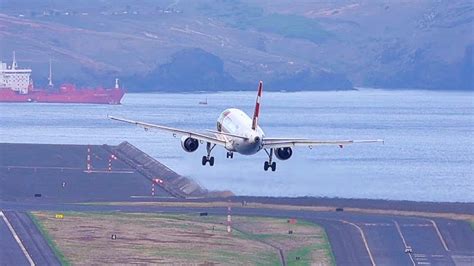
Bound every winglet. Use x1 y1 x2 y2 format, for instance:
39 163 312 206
252 80 263 130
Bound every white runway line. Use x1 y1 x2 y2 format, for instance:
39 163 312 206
426 219 449 251
0 211 35 266
341 220 376 266
393 220 416 266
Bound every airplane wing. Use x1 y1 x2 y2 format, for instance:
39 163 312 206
109 116 226 146
262 138 384 149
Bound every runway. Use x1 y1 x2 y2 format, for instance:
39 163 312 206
0 142 220 202
1 142 473 265
1 201 473 265
0 211 31 266
0 210 60 266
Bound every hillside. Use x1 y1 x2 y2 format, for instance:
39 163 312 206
0 0 472 91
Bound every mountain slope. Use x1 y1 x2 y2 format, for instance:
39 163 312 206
0 0 472 91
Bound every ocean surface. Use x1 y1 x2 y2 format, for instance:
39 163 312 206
1 89 472 202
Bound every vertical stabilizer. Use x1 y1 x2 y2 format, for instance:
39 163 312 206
251 81 263 130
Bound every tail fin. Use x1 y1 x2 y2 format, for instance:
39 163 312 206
251 81 263 130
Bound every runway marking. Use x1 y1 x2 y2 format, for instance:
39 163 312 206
0 211 35 266
417 262 431 265
393 220 416 266
2 165 134 173
341 220 376 266
426 219 449 251
2 166 84 170
363 223 392 226
415 257 428 261
414 254 427 257
130 196 175 198
83 170 134 174
401 224 431 227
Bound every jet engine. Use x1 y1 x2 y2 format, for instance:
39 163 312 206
181 137 199 152
275 147 292 160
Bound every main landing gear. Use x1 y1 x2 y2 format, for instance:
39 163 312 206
202 142 216 166
264 148 276 171
226 151 234 159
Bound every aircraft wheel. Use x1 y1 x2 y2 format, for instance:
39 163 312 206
209 157 215 166
271 162 276 172
202 156 207 166
264 161 269 171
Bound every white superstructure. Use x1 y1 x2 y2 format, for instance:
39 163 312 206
0 52 32 94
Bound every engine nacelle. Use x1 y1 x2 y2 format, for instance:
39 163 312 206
180 137 199 152
275 147 293 160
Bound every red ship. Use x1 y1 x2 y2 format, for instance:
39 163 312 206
0 52 125 104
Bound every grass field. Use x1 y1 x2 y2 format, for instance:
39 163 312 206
31 211 333 265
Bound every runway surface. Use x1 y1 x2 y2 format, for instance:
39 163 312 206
0 211 31 266
1 142 473 265
1 201 473 266
1 210 60 266
0 142 220 202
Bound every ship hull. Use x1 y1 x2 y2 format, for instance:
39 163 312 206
0 88 125 104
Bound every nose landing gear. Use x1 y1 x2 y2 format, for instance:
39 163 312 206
226 151 234 159
264 148 276 171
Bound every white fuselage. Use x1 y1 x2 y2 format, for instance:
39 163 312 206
217 108 265 155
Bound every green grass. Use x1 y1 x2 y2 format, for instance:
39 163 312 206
322 229 336 266
220 216 335 265
248 14 331 43
286 243 334 266
256 251 281 266
287 244 314 265
31 211 334 265
28 212 70 266
198 0 331 44
284 220 335 266
470 221 474 231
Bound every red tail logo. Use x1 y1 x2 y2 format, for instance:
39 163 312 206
252 81 263 130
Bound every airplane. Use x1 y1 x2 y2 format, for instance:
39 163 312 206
109 81 383 171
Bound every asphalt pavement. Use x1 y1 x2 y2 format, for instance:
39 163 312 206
0 211 31 266
2 211 60 266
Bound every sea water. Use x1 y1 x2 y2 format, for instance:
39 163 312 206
1 89 472 202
